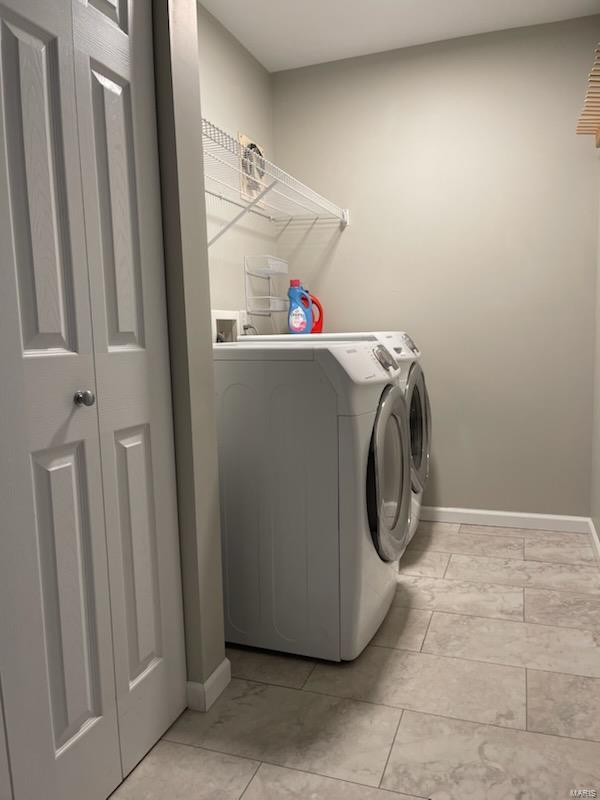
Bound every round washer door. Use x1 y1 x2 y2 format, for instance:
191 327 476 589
406 362 431 493
366 384 412 562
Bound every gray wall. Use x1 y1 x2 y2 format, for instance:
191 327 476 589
273 17 600 515
197 5 285 330
592 159 600 532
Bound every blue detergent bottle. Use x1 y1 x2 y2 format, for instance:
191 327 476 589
288 279 313 334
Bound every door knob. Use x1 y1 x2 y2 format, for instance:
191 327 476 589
74 390 96 407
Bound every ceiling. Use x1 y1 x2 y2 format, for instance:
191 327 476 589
200 0 600 72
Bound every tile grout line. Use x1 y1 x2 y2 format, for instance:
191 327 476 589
413 530 526 544
266 751 427 798
160 738 261 764
407 545 599 569
370 640 600 683
164 699 600 764
456 523 592 539
393 599 526 625
392 599 600 634
411 606 600 634
399 572 600 592
421 549 600 570
247 665 532 723
441 552 452 578
405 567 600 597
162 739 419 794
525 668 529 733
396 572 600 600
408 547 523 565
411 538 528 558
378 709 403 790
419 611 435 652
420 527 526 543
423 522 593 538
300 663 318 690
524 554 598 567
234 621 600 698
238 760 262 799
395 573 600 630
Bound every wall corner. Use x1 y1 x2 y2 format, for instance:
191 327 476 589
152 0 226 686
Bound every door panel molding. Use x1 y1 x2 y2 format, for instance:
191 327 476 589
32 443 101 751
115 425 162 684
86 0 128 34
90 65 144 351
1 19 77 354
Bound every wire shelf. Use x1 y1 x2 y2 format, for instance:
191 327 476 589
244 255 288 317
202 118 349 246
244 254 288 277
246 295 288 315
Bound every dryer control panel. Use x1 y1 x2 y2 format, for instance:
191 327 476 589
327 342 401 385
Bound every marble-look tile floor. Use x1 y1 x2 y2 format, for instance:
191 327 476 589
113 522 600 800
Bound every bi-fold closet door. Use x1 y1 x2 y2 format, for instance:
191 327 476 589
0 1 186 799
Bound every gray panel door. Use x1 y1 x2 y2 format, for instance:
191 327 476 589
0 1 122 798
72 0 186 775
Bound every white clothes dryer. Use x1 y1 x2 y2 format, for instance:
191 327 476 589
239 331 431 544
213 341 413 660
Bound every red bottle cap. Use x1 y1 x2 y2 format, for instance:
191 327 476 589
290 279 301 287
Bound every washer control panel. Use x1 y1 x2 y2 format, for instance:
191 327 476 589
392 333 420 357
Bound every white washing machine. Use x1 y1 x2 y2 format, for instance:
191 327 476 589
239 331 431 544
213 341 413 661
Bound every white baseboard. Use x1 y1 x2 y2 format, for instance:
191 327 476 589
421 506 590 534
588 518 600 561
187 657 231 712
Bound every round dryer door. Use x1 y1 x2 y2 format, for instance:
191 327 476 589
406 362 431 493
366 384 412 562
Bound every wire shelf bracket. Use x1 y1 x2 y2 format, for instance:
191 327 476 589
208 181 278 247
202 117 350 247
